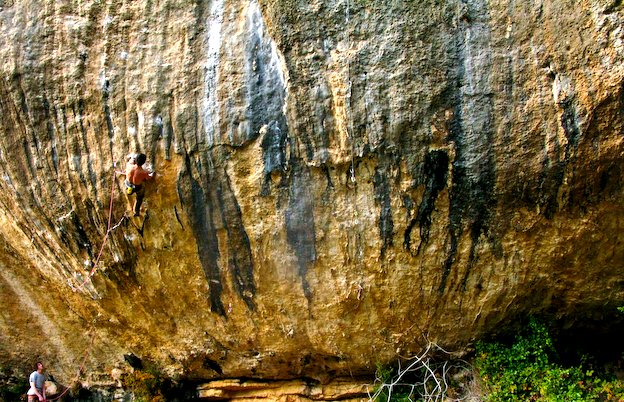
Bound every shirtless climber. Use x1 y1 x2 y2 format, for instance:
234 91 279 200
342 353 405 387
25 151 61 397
117 153 155 216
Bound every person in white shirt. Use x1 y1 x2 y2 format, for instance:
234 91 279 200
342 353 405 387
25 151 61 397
27 362 46 402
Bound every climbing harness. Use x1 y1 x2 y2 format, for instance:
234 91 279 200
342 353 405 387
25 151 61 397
125 180 137 195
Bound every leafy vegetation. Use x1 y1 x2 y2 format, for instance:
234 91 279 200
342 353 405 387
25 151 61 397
0 370 26 401
475 318 624 401
373 316 624 402
0 382 24 401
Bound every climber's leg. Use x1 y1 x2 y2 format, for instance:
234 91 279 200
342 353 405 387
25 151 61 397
133 185 145 216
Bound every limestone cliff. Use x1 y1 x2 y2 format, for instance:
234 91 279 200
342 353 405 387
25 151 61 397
0 0 623 396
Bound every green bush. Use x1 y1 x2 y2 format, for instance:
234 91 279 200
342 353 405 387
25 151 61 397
475 318 624 401
0 383 24 401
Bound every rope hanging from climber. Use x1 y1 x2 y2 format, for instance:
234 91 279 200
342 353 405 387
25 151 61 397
73 153 155 292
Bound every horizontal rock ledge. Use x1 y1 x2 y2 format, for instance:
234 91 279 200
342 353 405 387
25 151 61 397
197 377 371 401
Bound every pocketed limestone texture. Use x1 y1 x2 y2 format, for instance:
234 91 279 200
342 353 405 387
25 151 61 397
0 0 623 394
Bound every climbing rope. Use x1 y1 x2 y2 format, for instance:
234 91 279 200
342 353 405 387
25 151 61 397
344 0 356 184
72 168 125 292
346 77 356 184
53 168 123 397
47 331 96 401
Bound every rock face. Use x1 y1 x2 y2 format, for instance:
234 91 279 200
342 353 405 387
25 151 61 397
0 0 623 394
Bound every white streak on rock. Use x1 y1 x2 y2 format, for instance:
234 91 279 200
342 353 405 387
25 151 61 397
203 0 225 146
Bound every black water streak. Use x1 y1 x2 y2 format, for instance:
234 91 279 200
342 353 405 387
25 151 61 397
177 154 225 316
537 95 581 218
440 101 496 293
214 170 256 311
41 96 59 176
115 95 131 153
439 99 464 291
260 120 288 196
147 113 163 169
77 98 99 200
186 106 200 153
174 205 184 229
63 106 89 192
439 0 496 292
539 157 565 219
177 148 257 315
163 112 173 160
560 98 581 154
373 166 394 258
10 73 40 156
247 3 291 188
459 195 492 290
102 79 114 138
101 81 118 177
21 138 37 184
560 97 586 211
192 0 207 40
13 73 30 117
404 150 449 253
322 165 334 189
285 160 316 301
72 213 94 261
247 32 270 141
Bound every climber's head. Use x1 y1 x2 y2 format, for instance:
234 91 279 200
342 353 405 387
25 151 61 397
136 153 147 166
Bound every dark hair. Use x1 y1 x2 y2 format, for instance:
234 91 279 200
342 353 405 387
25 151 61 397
35 362 43 370
136 153 147 166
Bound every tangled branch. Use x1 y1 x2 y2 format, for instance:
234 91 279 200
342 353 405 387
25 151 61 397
368 342 474 402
